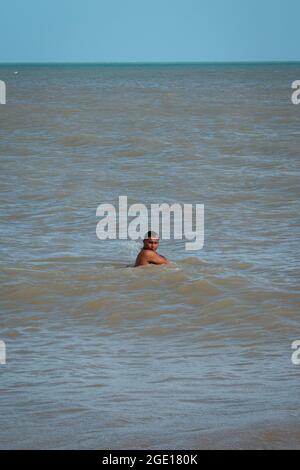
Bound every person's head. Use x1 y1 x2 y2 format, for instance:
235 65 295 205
143 231 159 251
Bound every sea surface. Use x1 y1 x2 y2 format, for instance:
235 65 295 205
0 63 299 449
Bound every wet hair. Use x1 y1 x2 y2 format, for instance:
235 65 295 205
144 231 159 240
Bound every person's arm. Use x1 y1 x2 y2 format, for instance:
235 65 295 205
145 250 170 265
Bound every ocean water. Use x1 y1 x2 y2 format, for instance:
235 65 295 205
0 63 299 449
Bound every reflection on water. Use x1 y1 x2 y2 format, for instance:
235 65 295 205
0 64 300 449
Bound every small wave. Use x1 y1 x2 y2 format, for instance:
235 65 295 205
178 279 222 297
80 297 119 312
221 194 258 204
122 136 147 145
114 149 146 158
212 276 250 289
230 261 254 270
60 134 114 147
180 257 208 267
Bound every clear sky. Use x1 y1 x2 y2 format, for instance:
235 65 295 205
0 0 299 63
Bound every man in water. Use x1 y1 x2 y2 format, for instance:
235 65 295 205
135 231 171 267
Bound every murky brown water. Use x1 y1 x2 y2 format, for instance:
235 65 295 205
0 64 299 449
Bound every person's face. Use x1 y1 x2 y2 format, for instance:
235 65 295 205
144 237 159 251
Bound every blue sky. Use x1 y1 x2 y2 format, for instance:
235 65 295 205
0 0 299 63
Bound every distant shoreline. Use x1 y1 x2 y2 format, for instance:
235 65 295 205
1 61 300 66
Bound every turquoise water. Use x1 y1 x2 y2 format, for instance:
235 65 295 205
0 64 299 449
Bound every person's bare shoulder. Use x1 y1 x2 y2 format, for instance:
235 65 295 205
142 249 155 258
135 249 170 267
135 249 149 267
136 250 152 265
143 250 170 265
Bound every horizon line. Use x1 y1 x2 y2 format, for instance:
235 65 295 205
0 60 300 66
